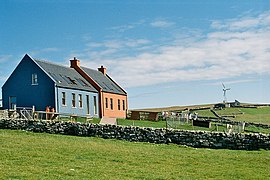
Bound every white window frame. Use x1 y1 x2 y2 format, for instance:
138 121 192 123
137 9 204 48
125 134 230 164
86 95 90 115
94 96 97 115
110 98 113 110
122 100 125 111
62 92 66 106
72 93 76 108
105 97 108 109
78 94 83 108
32 73 38 85
118 99 121 111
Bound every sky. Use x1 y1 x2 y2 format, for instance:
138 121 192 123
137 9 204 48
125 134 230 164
1 0 270 109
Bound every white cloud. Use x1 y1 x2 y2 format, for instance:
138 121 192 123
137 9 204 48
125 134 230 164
78 38 151 61
211 11 270 31
30 47 60 56
75 11 270 88
0 75 8 82
110 24 135 32
150 20 175 28
86 39 150 50
110 20 145 32
0 55 12 64
207 79 257 86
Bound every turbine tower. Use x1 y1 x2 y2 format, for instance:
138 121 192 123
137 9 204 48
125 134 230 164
222 83 231 103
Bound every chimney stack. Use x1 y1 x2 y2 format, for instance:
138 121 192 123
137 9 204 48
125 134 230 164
70 57 80 68
98 65 106 75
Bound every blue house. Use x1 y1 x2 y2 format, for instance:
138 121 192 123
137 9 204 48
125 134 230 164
2 54 99 117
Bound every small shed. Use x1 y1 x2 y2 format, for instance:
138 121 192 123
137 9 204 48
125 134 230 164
229 100 241 107
130 110 159 121
214 103 226 109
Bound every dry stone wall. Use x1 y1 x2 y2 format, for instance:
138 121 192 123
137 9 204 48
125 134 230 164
0 119 269 150
197 117 270 129
0 110 8 119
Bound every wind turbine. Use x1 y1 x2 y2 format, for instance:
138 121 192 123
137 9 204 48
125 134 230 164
222 83 231 103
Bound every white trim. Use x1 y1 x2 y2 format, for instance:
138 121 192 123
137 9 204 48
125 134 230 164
31 73 38 85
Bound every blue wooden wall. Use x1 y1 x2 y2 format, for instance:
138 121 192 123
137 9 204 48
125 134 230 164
2 55 100 118
2 55 55 111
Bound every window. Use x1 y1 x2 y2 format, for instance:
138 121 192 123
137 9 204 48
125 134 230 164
67 76 77 85
72 93 76 108
32 73 38 85
76 78 89 87
78 94 83 108
62 92 66 106
105 98 108 108
94 96 97 114
86 95 90 115
123 100 125 111
118 99 121 110
60 75 76 85
110 98 113 110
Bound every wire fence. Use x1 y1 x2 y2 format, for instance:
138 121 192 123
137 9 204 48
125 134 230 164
165 112 246 133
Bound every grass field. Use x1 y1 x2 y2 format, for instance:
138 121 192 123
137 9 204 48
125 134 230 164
194 107 270 125
1 129 270 179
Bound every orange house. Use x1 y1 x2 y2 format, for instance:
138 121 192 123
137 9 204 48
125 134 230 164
70 58 128 118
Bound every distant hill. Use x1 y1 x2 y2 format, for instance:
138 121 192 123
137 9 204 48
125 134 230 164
132 103 215 112
132 102 270 113
131 103 270 125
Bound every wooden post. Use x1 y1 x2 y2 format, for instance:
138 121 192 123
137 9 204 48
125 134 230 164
46 106 50 120
51 107 55 120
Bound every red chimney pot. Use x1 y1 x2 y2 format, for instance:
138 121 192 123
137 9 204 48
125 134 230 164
98 65 106 75
70 57 80 68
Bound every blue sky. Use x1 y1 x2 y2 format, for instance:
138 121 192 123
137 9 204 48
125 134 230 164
1 0 270 109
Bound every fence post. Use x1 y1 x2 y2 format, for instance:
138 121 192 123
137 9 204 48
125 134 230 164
166 118 168 130
46 106 50 120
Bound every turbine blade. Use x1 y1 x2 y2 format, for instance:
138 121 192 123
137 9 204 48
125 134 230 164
222 83 225 88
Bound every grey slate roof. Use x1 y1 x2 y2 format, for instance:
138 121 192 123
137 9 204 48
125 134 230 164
82 67 126 95
34 60 98 93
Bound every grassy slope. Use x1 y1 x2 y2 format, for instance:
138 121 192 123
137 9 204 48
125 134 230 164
194 107 270 125
133 104 215 112
1 130 270 179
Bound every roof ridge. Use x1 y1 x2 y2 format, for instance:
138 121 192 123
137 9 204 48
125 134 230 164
34 59 70 69
81 66 98 72
81 66 126 95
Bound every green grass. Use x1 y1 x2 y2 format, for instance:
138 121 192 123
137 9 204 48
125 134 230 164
194 107 270 125
90 117 101 124
117 118 224 131
117 118 166 128
245 125 270 134
0 129 270 179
